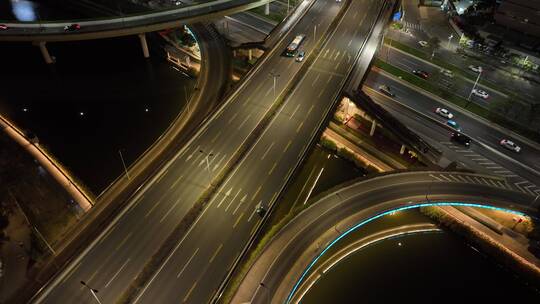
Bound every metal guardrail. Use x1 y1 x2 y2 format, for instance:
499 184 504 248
0 0 273 40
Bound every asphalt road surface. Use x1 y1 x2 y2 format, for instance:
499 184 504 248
232 171 537 303
32 0 351 303
381 45 509 108
364 70 540 197
134 0 387 303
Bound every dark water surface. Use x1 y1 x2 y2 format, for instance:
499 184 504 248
301 210 540 303
0 36 195 193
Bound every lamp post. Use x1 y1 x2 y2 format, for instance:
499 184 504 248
466 69 482 107
269 71 280 99
199 150 214 184
447 34 454 49
80 281 102 304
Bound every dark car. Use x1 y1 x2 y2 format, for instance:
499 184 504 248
64 23 81 32
378 85 395 97
451 132 471 146
412 69 429 79
256 206 266 217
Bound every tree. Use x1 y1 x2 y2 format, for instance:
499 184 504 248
428 36 441 52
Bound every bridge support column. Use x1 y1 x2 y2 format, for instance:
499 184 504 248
370 119 376 136
400 144 406 155
265 3 270 15
248 49 253 61
37 42 54 64
138 33 150 58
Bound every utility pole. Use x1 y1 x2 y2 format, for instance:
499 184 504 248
80 281 102 304
118 149 130 180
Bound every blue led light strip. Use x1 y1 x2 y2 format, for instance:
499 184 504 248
285 202 526 303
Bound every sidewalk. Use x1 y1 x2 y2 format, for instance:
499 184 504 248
323 128 394 172
0 115 93 211
438 206 540 269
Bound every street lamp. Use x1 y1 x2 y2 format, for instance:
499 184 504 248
447 34 454 49
199 150 214 183
269 71 280 99
118 149 130 180
80 281 102 304
466 69 482 107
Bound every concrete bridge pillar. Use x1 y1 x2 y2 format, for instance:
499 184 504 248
248 49 253 61
265 3 270 15
138 33 150 58
370 119 377 136
37 41 54 64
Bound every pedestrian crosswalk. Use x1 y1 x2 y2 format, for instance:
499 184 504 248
439 141 540 201
401 21 422 30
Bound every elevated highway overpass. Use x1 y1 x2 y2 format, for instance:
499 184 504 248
232 170 539 304
0 0 273 63
0 0 273 41
30 0 402 302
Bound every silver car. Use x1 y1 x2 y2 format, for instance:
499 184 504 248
435 107 453 119
500 139 521 152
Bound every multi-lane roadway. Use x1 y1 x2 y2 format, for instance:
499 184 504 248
231 171 538 304
33 0 362 302
364 70 540 197
134 0 389 302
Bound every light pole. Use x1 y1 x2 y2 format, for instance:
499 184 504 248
80 281 102 304
287 0 290 15
118 149 130 180
313 24 317 38
9 189 56 256
466 69 482 107
184 85 191 114
199 150 214 183
447 34 454 49
269 71 280 99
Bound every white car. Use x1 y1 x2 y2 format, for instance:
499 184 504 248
440 69 454 78
472 88 489 99
295 51 305 62
435 108 454 119
418 40 429 47
468 65 483 73
500 139 521 152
